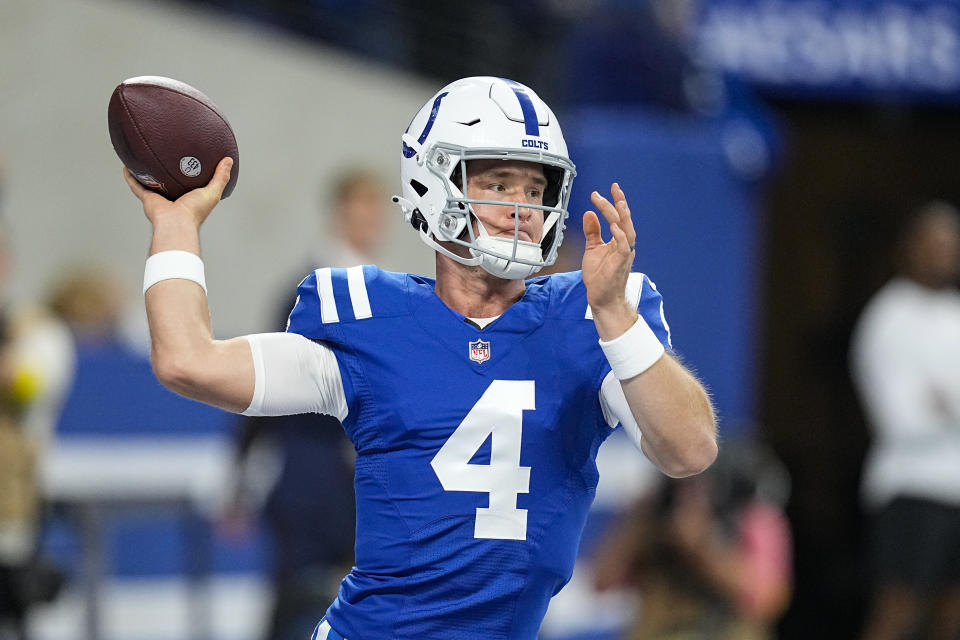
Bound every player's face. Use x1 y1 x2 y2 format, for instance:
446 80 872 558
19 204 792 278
465 160 547 243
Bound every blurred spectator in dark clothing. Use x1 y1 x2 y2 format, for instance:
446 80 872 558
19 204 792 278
230 412 356 640
851 202 960 640
593 440 792 640
225 169 388 640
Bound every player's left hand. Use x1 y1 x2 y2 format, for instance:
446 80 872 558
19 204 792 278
582 183 636 313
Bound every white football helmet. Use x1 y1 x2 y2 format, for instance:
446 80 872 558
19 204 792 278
394 77 577 279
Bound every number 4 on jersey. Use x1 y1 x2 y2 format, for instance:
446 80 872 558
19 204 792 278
430 380 534 540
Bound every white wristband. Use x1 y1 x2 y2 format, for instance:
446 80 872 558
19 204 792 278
599 316 665 380
143 250 207 294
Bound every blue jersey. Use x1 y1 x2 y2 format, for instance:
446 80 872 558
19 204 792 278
286 266 671 640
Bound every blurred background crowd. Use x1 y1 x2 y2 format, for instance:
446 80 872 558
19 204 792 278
2 0 960 639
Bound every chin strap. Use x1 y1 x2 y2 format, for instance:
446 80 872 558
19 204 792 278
473 238 542 279
395 195 554 279
419 226 483 267
471 219 543 280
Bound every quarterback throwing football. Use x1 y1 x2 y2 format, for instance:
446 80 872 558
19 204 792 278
124 77 717 640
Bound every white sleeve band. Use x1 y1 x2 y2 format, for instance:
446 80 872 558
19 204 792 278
143 250 207 294
241 332 348 420
599 315 665 380
599 371 643 450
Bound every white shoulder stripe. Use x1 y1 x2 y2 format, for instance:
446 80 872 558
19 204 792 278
315 267 339 324
644 277 673 346
585 272 647 319
659 297 673 348
346 265 372 320
285 295 299 331
625 272 645 309
312 620 331 640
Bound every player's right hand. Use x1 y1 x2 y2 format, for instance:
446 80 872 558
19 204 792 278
123 156 233 229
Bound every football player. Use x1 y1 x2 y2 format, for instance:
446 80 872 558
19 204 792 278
124 77 717 640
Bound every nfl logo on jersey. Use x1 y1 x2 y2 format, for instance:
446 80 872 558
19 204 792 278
469 339 491 363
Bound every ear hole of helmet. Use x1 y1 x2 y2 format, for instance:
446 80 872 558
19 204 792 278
410 179 429 197
410 208 428 232
407 179 431 232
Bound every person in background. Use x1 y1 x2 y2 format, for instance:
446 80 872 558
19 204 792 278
593 440 792 640
224 169 388 640
0 313 67 640
0 228 75 457
46 266 127 345
0 169 72 640
851 202 960 640
317 169 388 269
0 309 42 640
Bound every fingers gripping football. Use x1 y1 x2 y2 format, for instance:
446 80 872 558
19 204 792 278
124 157 233 228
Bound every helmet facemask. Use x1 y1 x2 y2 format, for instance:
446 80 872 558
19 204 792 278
422 144 575 280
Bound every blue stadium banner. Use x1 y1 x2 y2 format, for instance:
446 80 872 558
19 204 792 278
697 0 960 100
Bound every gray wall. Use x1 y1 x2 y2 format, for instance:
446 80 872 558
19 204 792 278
1 0 436 336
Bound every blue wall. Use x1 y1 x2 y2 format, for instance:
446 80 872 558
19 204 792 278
51 340 264 578
566 107 765 429
58 339 234 436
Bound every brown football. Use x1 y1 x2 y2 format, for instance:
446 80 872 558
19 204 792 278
108 76 239 200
